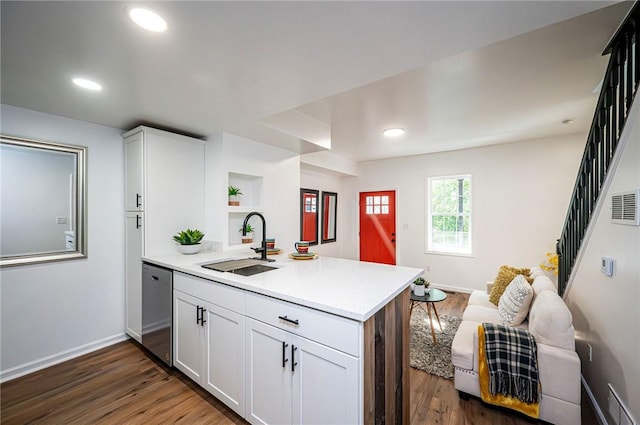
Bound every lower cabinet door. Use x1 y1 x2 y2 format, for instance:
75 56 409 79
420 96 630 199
291 336 360 425
245 318 292 425
173 290 204 383
203 302 245 416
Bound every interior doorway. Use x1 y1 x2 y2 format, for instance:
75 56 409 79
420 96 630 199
359 190 396 265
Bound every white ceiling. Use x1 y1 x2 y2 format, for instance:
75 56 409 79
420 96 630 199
0 1 631 162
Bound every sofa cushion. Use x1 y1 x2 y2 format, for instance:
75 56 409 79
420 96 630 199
488 265 533 305
529 266 546 279
528 291 575 351
498 275 534 325
532 275 556 299
468 290 497 309
462 305 501 323
451 320 479 371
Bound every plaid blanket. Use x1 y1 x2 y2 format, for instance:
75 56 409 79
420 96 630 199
482 323 540 404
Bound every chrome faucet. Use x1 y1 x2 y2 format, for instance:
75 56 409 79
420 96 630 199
242 212 274 262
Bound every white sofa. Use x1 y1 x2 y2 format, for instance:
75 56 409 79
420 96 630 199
451 267 581 425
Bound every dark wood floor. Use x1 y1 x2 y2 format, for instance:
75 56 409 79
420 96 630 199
1 292 598 425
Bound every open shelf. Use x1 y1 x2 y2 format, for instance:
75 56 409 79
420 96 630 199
227 172 264 248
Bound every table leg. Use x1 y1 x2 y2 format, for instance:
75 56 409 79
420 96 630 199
424 303 437 345
432 303 443 331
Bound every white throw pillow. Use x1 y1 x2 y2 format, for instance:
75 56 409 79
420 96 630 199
498 275 534 326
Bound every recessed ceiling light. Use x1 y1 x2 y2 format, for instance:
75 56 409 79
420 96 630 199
383 128 405 137
128 7 167 32
72 78 102 91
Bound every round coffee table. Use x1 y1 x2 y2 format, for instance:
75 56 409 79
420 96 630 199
410 288 447 344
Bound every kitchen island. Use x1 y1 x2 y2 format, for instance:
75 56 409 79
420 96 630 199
143 249 422 425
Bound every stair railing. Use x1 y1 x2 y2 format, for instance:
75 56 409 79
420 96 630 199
557 2 639 296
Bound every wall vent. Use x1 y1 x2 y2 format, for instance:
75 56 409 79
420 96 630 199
611 190 640 226
608 383 637 425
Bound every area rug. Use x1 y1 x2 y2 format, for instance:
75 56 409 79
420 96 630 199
409 308 462 380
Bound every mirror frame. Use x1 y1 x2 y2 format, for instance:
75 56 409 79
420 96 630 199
1 134 88 267
299 188 319 246
321 191 337 244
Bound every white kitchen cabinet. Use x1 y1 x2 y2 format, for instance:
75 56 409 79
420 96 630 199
124 211 144 343
123 126 205 256
245 319 292 425
124 132 144 212
245 317 359 425
203 303 245 415
123 126 205 342
292 336 358 425
173 272 245 417
173 290 204 383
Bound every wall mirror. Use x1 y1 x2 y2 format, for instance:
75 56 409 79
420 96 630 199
300 188 318 245
321 191 337 244
1 135 87 267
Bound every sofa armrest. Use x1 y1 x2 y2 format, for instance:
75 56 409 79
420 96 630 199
468 328 581 404
537 343 581 404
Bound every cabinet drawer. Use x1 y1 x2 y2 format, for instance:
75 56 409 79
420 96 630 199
174 271 244 314
245 292 360 356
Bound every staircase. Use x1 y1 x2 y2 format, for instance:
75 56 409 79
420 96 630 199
557 2 640 296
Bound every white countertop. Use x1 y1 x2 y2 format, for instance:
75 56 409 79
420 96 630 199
143 248 423 322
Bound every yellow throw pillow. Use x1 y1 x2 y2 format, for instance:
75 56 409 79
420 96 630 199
488 265 533 305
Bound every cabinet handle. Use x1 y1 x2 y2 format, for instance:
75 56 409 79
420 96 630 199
291 345 298 372
200 308 206 326
136 193 142 208
282 341 289 368
278 315 299 326
196 306 201 325
136 215 141 229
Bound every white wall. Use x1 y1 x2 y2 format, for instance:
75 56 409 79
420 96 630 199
204 132 300 254
300 167 347 258
342 134 584 291
0 105 126 381
564 100 639 423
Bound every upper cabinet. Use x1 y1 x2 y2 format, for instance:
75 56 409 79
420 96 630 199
123 126 206 256
124 133 144 212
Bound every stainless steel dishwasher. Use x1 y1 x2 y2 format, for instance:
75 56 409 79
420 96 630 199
142 262 173 366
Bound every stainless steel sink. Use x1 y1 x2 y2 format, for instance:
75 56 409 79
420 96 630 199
201 259 277 276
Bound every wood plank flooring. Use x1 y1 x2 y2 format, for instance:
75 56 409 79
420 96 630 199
1 291 598 425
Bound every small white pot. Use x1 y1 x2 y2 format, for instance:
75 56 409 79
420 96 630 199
414 284 425 296
178 244 202 255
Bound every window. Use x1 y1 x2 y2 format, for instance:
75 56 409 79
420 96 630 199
365 195 389 215
426 175 472 255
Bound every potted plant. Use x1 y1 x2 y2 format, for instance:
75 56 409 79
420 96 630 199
173 228 205 254
240 223 254 244
228 185 242 206
413 277 431 296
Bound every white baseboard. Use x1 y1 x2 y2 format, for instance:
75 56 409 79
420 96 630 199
432 283 474 294
582 374 608 425
0 333 128 383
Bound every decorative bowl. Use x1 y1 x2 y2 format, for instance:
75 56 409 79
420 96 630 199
178 244 202 255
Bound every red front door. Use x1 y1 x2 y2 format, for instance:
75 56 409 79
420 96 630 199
359 190 396 265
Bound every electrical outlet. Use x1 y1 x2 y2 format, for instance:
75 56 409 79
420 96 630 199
425 265 431 272
56 216 67 224
588 344 593 362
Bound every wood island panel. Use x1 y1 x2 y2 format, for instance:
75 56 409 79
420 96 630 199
363 287 410 424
